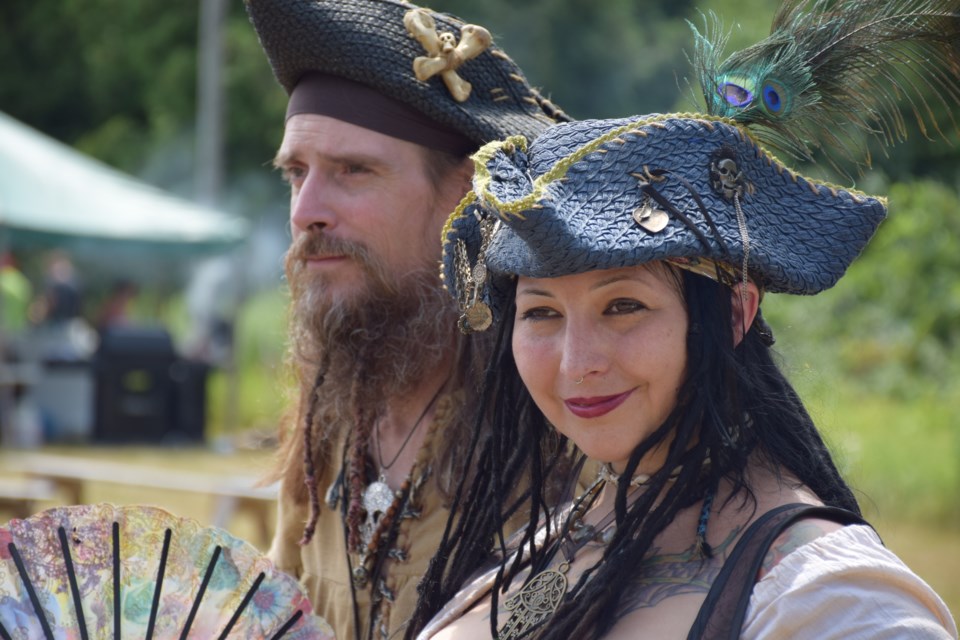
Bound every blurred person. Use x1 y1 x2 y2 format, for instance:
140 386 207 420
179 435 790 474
34 250 82 325
244 1 570 638
95 278 139 334
0 251 32 335
407 1 960 638
183 255 242 367
26 251 95 362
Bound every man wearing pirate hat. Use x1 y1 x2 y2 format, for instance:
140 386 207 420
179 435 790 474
244 1 568 638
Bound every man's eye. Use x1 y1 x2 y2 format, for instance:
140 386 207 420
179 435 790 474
281 167 305 184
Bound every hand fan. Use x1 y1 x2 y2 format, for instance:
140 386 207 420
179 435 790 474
0 503 335 639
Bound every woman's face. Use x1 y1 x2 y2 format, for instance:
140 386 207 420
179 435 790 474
512 264 688 473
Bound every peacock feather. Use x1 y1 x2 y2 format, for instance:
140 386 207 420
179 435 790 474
691 0 960 173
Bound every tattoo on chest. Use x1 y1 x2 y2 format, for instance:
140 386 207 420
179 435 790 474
618 526 741 613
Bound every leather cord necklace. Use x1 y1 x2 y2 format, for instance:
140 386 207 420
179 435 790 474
361 383 446 541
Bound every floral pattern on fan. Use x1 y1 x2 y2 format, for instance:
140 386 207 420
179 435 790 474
0 503 335 639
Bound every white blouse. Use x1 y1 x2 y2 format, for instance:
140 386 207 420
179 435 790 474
743 525 957 639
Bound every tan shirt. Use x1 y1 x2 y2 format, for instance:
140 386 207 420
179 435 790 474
269 392 462 640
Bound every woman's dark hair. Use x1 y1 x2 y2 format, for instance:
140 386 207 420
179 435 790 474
406 267 858 639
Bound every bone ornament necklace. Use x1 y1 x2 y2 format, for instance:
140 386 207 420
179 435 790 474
360 383 445 546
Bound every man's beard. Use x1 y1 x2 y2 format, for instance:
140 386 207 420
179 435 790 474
285 232 458 441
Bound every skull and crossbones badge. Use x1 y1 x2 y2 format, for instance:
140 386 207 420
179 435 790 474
403 8 492 102
709 148 752 202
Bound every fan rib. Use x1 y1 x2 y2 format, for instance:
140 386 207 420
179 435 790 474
217 572 266 640
57 526 90 640
269 610 304 639
179 545 223 640
112 522 120 640
7 542 55 640
0 622 12 640
146 528 173 640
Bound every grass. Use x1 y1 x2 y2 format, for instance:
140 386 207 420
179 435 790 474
812 390 959 620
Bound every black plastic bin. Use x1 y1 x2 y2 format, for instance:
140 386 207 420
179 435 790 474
93 326 206 444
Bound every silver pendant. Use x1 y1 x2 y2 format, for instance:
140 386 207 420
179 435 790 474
361 476 397 546
499 563 569 639
363 479 396 518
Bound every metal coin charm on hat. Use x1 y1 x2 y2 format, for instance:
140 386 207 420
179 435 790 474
463 302 493 332
633 200 670 233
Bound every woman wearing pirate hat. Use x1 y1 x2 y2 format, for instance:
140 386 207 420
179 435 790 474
406 1 960 638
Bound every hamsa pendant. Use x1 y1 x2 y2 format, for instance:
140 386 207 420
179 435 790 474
499 563 569 639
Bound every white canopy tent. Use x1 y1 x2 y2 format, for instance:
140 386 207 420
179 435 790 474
0 111 247 255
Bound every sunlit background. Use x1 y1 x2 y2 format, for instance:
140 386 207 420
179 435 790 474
0 0 957 617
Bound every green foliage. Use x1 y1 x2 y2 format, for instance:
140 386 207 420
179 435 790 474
762 179 960 526
765 180 960 398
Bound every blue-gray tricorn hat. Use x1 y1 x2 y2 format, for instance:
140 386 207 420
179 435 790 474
245 0 569 147
442 114 887 332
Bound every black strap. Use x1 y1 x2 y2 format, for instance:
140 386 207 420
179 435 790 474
687 503 871 640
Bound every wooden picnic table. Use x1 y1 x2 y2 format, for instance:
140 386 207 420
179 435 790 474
0 452 278 546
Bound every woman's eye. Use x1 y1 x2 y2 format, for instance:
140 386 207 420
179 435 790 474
606 299 646 315
518 307 560 321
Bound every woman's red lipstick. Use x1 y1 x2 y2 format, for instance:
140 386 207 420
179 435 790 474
564 390 633 418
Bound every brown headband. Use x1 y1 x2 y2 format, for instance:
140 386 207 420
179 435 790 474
286 72 475 156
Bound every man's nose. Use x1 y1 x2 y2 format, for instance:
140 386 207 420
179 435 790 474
290 173 338 234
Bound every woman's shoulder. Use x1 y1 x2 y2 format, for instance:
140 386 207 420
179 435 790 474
744 525 958 639
755 515 846 579
710 464 859 579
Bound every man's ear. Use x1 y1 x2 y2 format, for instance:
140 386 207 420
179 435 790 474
452 155 474 196
731 281 760 346
435 156 475 221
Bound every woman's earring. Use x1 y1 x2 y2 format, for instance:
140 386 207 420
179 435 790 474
575 376 584 385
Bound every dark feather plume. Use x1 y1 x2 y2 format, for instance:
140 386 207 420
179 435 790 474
691 0 960 174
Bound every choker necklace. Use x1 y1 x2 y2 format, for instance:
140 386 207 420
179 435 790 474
361 383 446 546
597 463 656 487
598 457 710 487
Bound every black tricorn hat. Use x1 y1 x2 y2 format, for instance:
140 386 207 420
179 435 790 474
245 0 570 146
